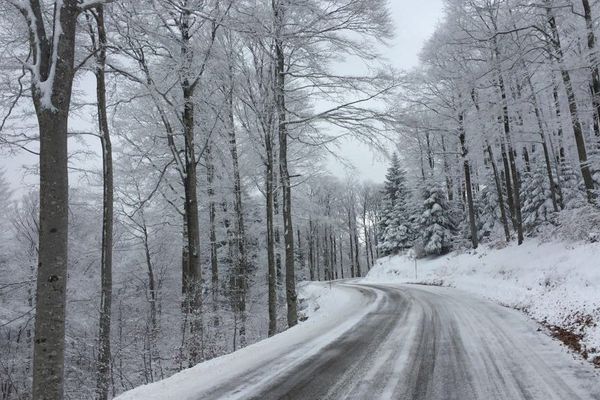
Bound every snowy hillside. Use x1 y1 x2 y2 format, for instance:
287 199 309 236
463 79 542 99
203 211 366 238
365 240 600 366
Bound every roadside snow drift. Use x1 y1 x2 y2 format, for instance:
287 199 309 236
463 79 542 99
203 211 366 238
114 282 379 400
365 240 600 365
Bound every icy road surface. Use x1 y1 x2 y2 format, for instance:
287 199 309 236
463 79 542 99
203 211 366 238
116 283 600 400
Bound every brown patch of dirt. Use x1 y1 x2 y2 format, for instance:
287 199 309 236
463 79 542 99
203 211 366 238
546 325 584 354
542 314 599 369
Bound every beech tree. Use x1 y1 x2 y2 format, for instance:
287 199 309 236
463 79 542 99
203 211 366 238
1 1 113 399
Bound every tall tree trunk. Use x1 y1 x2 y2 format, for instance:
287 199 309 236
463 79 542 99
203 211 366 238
552 83 567 165
546 3 596 203
348 209 355 278
496 59 524 244
582 0 600 141
315 225 321 281
353 223 361 277
339 235 344 279
487 144 511 242
441 136 454 201
273 183 283 285
29 2 78 399
323 226 330 280
181 9 202 363
297 228 305 276
205 141 219 325
142 220 158 374
226 80 248 347
362 208 371 271
368 225 375 267
308 220 315 281
273 0 297 327
91 7 113 399
266 134 277 337
459 111 479 249
522 146 531 173
471 88 511 242
530 84 560 212
499 142 516 226
332 233 338 279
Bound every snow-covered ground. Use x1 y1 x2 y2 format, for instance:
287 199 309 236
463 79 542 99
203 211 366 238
114 282 379 400
365 239 600 365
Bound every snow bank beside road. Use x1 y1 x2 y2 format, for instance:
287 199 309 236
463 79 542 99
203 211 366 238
365 240 600 365
115 282 378 400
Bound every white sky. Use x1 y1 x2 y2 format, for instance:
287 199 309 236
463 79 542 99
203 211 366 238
327 0 444 183
1 1 444 191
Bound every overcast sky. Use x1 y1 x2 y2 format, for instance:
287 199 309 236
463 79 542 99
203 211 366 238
327 0 444 183
1 1 444 192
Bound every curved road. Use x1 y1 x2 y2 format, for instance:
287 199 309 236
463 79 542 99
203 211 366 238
117 283 600 400
206 283 599 400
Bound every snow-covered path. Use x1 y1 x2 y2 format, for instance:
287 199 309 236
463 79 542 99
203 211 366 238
117 283 600 400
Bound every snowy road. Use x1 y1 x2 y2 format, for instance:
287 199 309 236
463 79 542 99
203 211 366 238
117 283 600 400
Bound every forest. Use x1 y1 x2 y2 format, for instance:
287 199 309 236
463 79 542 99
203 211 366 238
1 0 600 399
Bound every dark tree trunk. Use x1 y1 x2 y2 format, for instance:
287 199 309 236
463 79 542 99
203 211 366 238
348 210 355 278
274 183 282 285
546 3 596 203
354 232 361 277
315 225 321 281
323 226 330 280
29 2 78 399
523 73 560 212
441 136 454 201
339 236 344 279
273 0 297 327
226 77 248 348
491 31 524 244
91 7 113 399
332 234 338 279
308 220 315 281
552 83 567 165
266 133 277 337
582 0 600 141
181 9 202 363
459 112 478 249
497 71 524 244
142 221 158 369
362 208 371 271
487 144 511 242
205 141 219 325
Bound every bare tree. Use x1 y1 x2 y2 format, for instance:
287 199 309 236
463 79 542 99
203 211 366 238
85 5 114 399
4 1 101 398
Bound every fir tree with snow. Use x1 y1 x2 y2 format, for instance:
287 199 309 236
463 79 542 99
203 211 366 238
476 183 500 240
378 153 413 255
418 182 456 256
521 164 555 232
379 191 414 254
559 162 586 210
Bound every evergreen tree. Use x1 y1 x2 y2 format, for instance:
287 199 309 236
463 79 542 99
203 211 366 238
383 152 404 205
475 177 508 240
476 183 500 240
378 153 413 255
379 191 414 254
418 182 456 256
559 162 586 210
521 164 555 232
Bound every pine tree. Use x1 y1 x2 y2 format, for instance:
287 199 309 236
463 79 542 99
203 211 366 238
476 182 500 240
418 182 456 256
380 193 414 254
378 153 413 255
559 162 586 210
521 164 555 232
